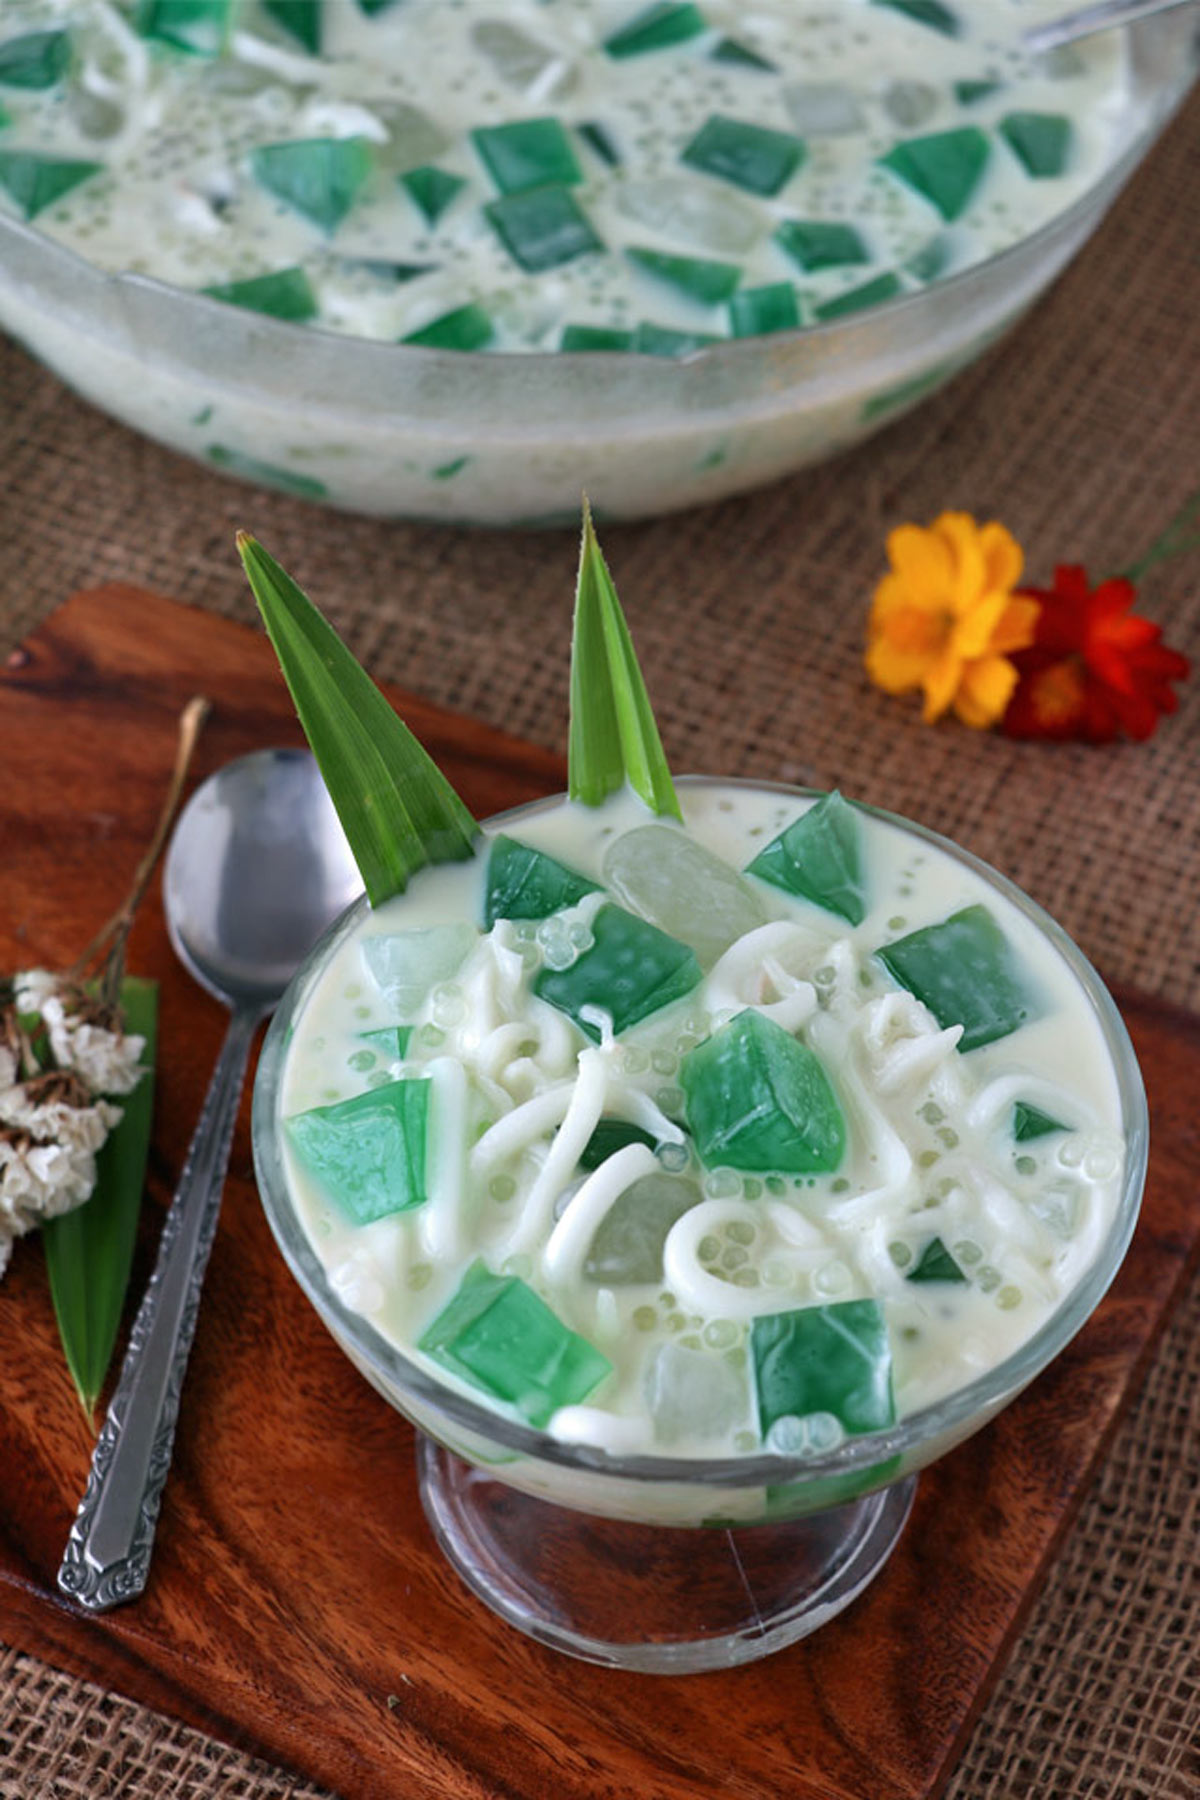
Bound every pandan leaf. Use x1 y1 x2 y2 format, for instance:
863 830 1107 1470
43 979 158 1423
568 503 681 819
237 534 479 906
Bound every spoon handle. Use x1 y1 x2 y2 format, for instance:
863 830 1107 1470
57 1005 261 1612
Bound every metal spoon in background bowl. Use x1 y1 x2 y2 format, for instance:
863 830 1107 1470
57 749 361 1612
1023 0 1198 53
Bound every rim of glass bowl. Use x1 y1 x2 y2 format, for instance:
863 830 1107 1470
251 776 1149 1493
0 28 1194 422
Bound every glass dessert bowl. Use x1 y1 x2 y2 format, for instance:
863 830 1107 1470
251 778 1148 1672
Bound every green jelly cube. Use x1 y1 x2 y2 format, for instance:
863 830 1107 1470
561 323 636 352
483 834 599 928
711 36 777 72
286 1078 430 1225
578 121 622 167
907 1236 966 1283
400 163 466 223
634 321 722 355
814 273 904 321
1013 1100 1068 1141
360 1025 414 1060
204 444 327 499
906 234 953 282
627 245 742 306
955 79 1001 106
752 1300 895 1441
774 218 869 272
605 3 707 58
0 28 71 88
746 791 867 925
0 151 102 219
876 904 1037 1052
729 281 800 338
584 1173 702 1285
1000 111 1072 178
250 136 372 232
262 0 320 53
681 113 806 197
681 1009 846 1174
472 118 582 194
134 1 234 55
578 1117 659 1171
485 184 603 272
403 302 494 351
879 127 990 222
203 265 318 322
419 1262 611 1426
534 903 702 1042
873 0 961 36
348 257 438 283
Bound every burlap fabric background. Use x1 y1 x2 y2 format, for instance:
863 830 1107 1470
2 74 1199 1800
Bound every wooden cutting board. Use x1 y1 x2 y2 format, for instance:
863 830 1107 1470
2 587 1198 1800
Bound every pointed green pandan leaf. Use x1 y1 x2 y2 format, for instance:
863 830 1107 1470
42 979 158 1424
237 534 479 906
568 504 681 820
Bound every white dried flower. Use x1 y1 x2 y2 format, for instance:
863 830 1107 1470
13 969 145 1097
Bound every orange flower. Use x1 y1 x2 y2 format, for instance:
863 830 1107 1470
866 512 1041 728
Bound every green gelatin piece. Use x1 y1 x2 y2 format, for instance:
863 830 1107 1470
578 1117 659 1171
955 79 1001 106
400 163 466 223
873 0 961 36
205 444 327 499
262 0 321 53
561 323 636 351
578 121 622 166
472 117 582 194
203 265 318 322
134 0 233 55
752 1299 895 1442
605 3 707 58
0 28 71 87
680 1009 846 1174
251 136 372 232
360 1025 414 1059
906 234 953 283
907 1236 967 1283
349 257 437 283
1013 1100 1068 1142
403 302 494 351
681 113 806 197
627 245 742 306
711 36 777 71
861 361 951 421
814 273 904 320
485 184 603 273
774 218 869 272
0 151 102 219
729 281 800 338
286 1078 430 1225
634 321 722 355
746 791 867 925
534 904 702 1042
879 127 990 222
876 903 1037 1052
583 1172 702 1284
484 834 599 928
1000 111 1072 178
418 1262 612 1426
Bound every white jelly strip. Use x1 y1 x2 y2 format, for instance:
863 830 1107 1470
503 1047 610 1257
662 1199 829 1321
703 921 826 1019
469 1080 576 1172
419 1058 469 1262
547 1405 653 1455
541 1142 661 1289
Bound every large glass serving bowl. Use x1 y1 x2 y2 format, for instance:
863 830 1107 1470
1 16 1195 526
251 779 1148 1672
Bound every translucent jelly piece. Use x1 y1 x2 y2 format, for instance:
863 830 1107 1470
680 114 806 198
561 323 636 352
579 1117 658 1171
876 904 1037 1052
485 185 603 272
815 274 904 320
418 1262 612 1426
400 164 466 224
774 219 869 273
879 128 990 222
471 118 582 194
250 137 372 232
680 1010 846 1174
745 791 866 925
1000 111 1072 178
484 835 599 928
603 823 767 968
634 322 722 356
471 19 576 100
873 0 961 36
362 924 477 1016
0 28 71 88
0 150 102 219
783 83 864 137
752 1299 895 1441
645 1340 745 1446
584 1171 702 1284
203 266 318 321
626 246 742 306
360 1025 414 1060
615 175 761 254
906 1236 967 1282
604 4 707 59
884 81 939 130
712 37 777 73
286 1079 430 1225
403 302 494 351
534 903 702 1041
955 79 1001 106
729 282 800 338
1013 1100 1068 1141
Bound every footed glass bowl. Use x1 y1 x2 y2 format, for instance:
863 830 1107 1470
1 16 1196 526
251 781 1148 1672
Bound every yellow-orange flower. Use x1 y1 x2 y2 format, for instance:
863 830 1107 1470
866 512 1041 728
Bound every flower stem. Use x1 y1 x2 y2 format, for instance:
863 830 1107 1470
1120 487 1200 584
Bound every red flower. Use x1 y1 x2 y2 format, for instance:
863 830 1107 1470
1003 565 1190 743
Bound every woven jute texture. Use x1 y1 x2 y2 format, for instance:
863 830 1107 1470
2 74 1199 1800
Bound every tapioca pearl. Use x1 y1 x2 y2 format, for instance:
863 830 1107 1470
633 1305 658 1332
936 1127 959 1148
406 1262 433 1291
954 1239 983 1266
568 921 594 951
888 1240 913 1268
1014 1154 1037 1177
656 1085 684 1115
651 1048 678 1076
366 1069 394 1089
976 1265 1002 1293
917 1149 940 1169
734 1428 758 1453
813 1260 851 1296
501 1253 533 1280
665 1311 686 1333
761 1259 794 1288
730 1267 760 1288
1084 1142 1120 1182
1058 1138 1086 1169
996 1285 1022 1310
489 1173 516 1204
698 1234 722 1264
765 1413 808 1454
418 1024 445 1047
658 1141 690 1174
432 984 466 1027
622 1046 650 1075
704 1168 742 1201
720 1245 749 1271
703 1318 739 1350
724 1346 748 1372
348 1048 377 1072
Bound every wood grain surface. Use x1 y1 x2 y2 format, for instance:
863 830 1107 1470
2 587 1198 1800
